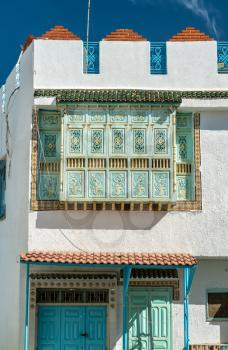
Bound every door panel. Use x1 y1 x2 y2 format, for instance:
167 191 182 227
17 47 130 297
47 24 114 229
86 307 106 350
61 307 84 350
128 292 149 350
128 288 172 350
38 307 61 350
38 306 106 350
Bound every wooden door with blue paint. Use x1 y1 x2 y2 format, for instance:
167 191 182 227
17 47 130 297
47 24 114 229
37 306 106 350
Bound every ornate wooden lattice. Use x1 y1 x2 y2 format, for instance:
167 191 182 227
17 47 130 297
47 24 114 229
31 107 201 211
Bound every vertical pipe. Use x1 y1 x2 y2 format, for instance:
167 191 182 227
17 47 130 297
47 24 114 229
122 266 132 350
184 267 189 350
24 263 30 350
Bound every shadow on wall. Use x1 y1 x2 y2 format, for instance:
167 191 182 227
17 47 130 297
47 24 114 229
35 210 168 230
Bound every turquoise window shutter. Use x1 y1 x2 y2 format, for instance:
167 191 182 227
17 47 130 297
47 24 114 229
37 110 61 201
150 42 167 74
217 42 228 73
176 113 194 201
83 42 100 74
0 160 6 219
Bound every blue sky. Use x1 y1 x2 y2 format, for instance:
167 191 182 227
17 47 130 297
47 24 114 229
0 0 228 85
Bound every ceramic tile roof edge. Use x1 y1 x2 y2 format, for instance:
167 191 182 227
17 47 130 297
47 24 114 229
20 251 197 266
34 89 228 102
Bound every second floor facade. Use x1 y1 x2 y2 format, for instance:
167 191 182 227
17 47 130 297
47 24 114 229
0 25 228 257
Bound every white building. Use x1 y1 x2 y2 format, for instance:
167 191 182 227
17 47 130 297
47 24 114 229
0 25 228 350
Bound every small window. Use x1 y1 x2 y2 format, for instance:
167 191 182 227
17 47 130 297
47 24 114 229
207 290 228 320
150 42 167 74
83 42 100 74
0 159 6 219
217 42 228 74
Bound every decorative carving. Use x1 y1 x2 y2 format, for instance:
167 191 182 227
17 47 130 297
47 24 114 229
112 129 125 153
151 110 170 124
88 171 106 198
152 172 169 198
177 175 191 200
89 111 106 122
132 172 148 198
131 111 149 123
91 129 104 153
44 134 57 158
110 172 127 198
69 129 83 153
217 42 228 73
133 129 146 153
110 111 128 123
68 171 84 197
38 174 59 200
150 42 167 74
83 42 99 74
177 135 188 161
67 111 84 123
154 128 168 154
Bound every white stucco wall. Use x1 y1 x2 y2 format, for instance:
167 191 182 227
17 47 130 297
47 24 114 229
1 37 228 349
0 44 34 350
33 40 228 89
28 110 228 257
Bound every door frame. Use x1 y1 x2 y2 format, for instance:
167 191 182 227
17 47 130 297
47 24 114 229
36 304 108 350
127 286 173 350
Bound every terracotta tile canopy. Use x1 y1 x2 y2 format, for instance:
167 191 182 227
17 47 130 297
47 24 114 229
170 27 213 41
20 251 197 266
103 29 147 41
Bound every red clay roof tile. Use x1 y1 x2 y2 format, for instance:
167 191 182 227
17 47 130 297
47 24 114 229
170 27 214 42
20 251 197 266
39 25 81 40
103 28 147 41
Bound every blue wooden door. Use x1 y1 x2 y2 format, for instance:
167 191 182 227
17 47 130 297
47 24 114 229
128 288 172 350
38 306 106 350
61 307 84 350
86 307 106 350
38 306 62 350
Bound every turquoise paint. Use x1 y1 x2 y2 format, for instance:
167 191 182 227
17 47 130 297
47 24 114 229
37 306 106 350
83 42 100 74
128 287 172 350
23 264 30 350
150 42 167 75
123 267 132 350
217 42 228 74
176 112 194 201
62 107 175 202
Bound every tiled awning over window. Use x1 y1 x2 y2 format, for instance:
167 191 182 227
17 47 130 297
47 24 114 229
20 251 197 266
34 88 228 104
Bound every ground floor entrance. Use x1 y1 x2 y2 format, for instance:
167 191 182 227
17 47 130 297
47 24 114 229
37 306 107 350
128 288 172 350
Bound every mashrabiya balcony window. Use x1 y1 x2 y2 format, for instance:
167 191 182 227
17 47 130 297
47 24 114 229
36 107 195 204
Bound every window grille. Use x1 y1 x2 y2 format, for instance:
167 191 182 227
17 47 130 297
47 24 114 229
36 289 109 304
0 160 6 219
150 42 167 74
217 42 228 73
83 42 100 74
